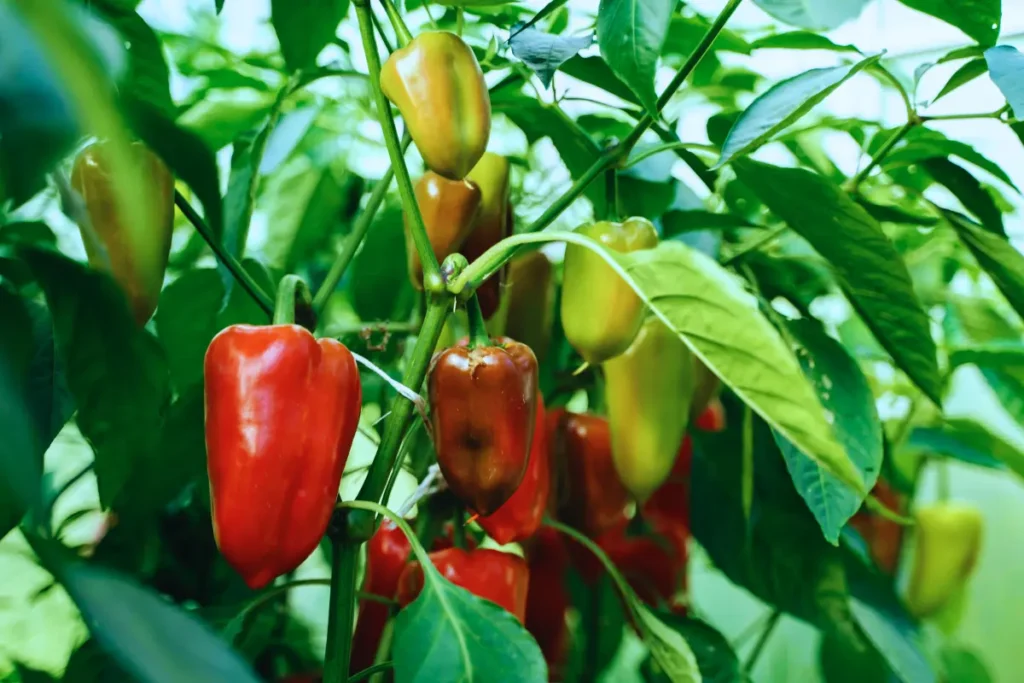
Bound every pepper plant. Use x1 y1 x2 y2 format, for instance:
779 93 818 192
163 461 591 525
0 0 1021 681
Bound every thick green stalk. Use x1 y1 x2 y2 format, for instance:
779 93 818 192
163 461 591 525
466 294 489 347
378 0 413 47
323 543 359 683
353 0 442 292
272 274 312 326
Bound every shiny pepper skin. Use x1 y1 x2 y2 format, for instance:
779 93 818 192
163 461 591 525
380 31 491 180
406 172 481 290
903 503 984 619
349 520 411 675
204 324 361 589
550 409 630 538
461 153 511 319
525 528 571 680
560 217 658 364
428 337 538 515
478 393 550 545
71 139 175 325
642 435 693 530
505 250 556 365
397 548 530 622
603 317 696 502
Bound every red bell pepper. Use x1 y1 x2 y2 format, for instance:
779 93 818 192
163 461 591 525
693 398 727 432
428 337 538 515
397 547 530 622
525 527 571 680
349 520 411 675
849 478 907 575
550 410 630 538
205 324 361 589
478 393 550 545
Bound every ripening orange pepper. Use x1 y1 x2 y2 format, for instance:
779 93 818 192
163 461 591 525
405 171 481 290
461 152 511 319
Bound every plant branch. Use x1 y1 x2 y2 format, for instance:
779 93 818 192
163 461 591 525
174 190 274 316
354 0 443 293
921 107 1008 121
871 63 915 120
720 225 788 266
622 140 718 170
743 610 780 674
350 662 394 682
312 133 412 312
848 119 917 191
323 543 359 683
519 0 744 236
377 0 412 47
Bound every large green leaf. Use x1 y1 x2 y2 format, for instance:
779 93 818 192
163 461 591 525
906 418 1024 479
714 54 880 168
271 0 350 71
20 246 171 508
882 127 1018 191
922 158 1004 236
928 57 988 104
560 54 640 106
642 614 741 683
985 45 1024 116
597 0 673 115
897 0 1000 46
92 6 173 115
36 541 261 683
733 160 942 405
751 0 872 30
946 210 1024 323
750 31 860 52
349 203 416 322
773 317 882 544
663 15 750 56
636 607 701 683
391 566 547 682
850 598 936 683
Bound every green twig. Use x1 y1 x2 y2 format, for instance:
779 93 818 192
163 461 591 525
720 225 788 266
173 190 274 315
377 0 412 47
466 294 489 347
354 0 442 293
848 119 917 190
323 543 359 683
350 662 394 682
622 140 718 170
743 610 780 674
871 63 915 120
921 106 1008 121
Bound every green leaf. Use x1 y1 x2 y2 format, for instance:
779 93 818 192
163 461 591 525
928 57 988 104
922 158 1004 235
636 607 701 683
946 210 1024 322
850 598 936 683
897 0 1000 46
733 160 942 405
941 646 993 683
714 54 880 168
507 25 595 88
20 246 170 508
155 262 274 393
663 15 750 56
391 568 547 682
350 203 416 322
750 31 859 52
642 614 741 683
126 97 224 239
883 128 1018 192
854 197 938 226
560 55 640 106
905 419 1021 474
178 88 277 152
271 0 350 71
661 210 755 238
597 0 673 115
41 544 262 683
0 221 57 245
773 318 881 544
93 7 173 115
751 0 872 30
216 0 226 13
985 45 1024 115
613 240 862 490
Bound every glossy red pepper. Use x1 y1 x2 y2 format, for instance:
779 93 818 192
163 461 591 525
525 528 570 680
428 337 538 515
549 410 630 538
478 393 550 545
396 547 530 622
204 324 361 589
349 520 411 675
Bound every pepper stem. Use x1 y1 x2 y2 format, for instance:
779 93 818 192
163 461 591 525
377 0 413 48
466 294 489 348
273 274 313 327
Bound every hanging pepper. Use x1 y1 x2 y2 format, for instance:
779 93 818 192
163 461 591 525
478 393 550 545
549 410 630 538
461 153 511 319
641 435 693 531
504 250 555 365
406 171 481 290
71 139 175 325
428 335 538 515
396 547 530 622
204 323 362 589
603 317 696 502
903 502 984 619
380 31 491 180
525 528 571 680
560 217 658 365
848 478 907 576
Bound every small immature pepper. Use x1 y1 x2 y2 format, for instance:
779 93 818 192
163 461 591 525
396 547 530 623
604 317 696 502
71 139 175 325
461 153 512 319
549 410 630 538
428 336 538 515
560 217 658 364
903 502 984 619
204 324 361 589
380 31 491 180
478 393 550 545
504 250 556 365
405 172 481 290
